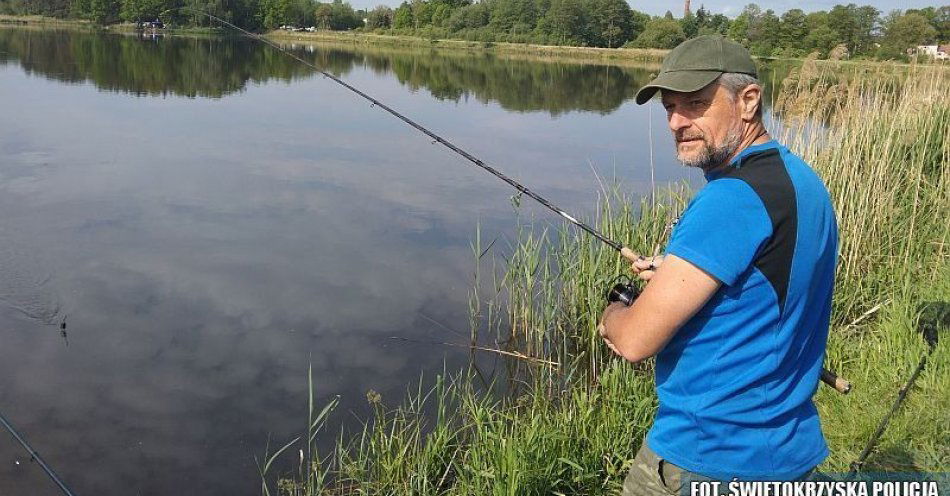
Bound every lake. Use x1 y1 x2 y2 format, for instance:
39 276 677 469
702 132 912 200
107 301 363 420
0 26 709 495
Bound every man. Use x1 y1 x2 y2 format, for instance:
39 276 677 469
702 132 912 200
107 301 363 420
598 35 838 495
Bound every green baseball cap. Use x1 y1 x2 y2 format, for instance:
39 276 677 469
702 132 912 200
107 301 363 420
635 35 757 105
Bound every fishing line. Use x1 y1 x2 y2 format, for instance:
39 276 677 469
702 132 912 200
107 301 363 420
157 8 851 394
0 409 76 496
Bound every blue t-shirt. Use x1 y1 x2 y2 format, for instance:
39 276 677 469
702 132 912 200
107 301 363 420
647 140 838 480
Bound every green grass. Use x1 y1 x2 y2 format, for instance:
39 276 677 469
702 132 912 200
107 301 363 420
262 62 949 494
819 277 950 472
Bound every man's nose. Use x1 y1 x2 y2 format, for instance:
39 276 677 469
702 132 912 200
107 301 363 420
668 110 691 133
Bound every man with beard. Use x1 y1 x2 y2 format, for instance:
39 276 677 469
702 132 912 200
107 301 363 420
598 36 838 494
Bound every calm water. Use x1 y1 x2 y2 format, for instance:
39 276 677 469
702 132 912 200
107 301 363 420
0 27 707 495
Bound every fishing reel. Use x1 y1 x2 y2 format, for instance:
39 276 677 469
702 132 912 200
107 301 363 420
606 275 640 306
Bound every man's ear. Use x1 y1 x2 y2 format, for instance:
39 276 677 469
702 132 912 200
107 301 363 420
738 84 762 121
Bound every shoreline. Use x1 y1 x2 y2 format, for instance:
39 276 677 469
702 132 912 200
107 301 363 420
0 14 92 27
0 15 666 65
0 15 221 36
2 17 941 70
265 29 669 65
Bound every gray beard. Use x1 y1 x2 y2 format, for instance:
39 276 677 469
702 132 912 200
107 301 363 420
678 128 742 171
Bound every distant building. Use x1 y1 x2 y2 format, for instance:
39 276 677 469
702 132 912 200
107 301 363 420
916 45 949 60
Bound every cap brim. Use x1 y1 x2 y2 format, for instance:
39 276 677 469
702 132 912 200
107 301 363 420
635 71 722 105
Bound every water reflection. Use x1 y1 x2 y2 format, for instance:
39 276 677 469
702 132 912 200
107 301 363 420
0 27 659 114
0 28 313 97
0 25 704 495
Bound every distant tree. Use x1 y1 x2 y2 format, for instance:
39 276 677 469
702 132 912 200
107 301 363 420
329 0 359 29
695 6 708 28
777 8 807 56
17 0 71 16
431 2 450 28
84 0 120 23
70 0 90 18
692 6 726 36
803 20 840 57
410 0 432 27
935 6 950 42
446 1 488 30
680 11 697 38
879 12 938 59
233 0 265 30
629 9 650 39
260 0 291 29
904 7 936 23
533 0 550 25
908 6 950 42
727 3 760 45
586 0 632 47
826 4 858 52
365 5 393 29
852 5 880 55
537 0 586 45
489 0 536 34
392 1 413 28
120 0 155 22
315 2 332 28
287 0 315 26
747 8 779 56
630 16 685 49
700 12 730 36
824 3 879 56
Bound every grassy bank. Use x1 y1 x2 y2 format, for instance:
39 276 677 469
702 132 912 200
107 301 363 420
265 29 668 65
262 62 949 494
0 15 223 36
0 14 92 26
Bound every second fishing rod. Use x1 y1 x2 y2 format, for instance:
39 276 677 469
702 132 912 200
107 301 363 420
174 8 851 395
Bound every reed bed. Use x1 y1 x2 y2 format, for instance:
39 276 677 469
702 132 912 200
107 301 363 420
262 62 949 495
775 61 950 326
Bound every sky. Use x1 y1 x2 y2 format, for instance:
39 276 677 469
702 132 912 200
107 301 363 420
347 0 945 17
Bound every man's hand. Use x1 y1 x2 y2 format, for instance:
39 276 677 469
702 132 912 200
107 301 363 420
598 303 625 356
619 247 664 281
632 255 664 281
599 254 721 362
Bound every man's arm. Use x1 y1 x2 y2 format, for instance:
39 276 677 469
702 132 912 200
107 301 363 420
599 254 721 363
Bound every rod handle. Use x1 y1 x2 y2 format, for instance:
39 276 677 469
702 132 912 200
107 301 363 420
620 247 639 262
820 367 852 394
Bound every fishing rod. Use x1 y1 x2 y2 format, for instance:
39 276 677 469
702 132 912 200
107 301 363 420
0 409 76 496
165 8 851 394
849 301 946 473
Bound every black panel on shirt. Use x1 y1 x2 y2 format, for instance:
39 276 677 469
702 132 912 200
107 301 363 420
719 149 797 314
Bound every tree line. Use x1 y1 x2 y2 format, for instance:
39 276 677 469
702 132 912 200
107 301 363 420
0 0 364 30
1 0 947 60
